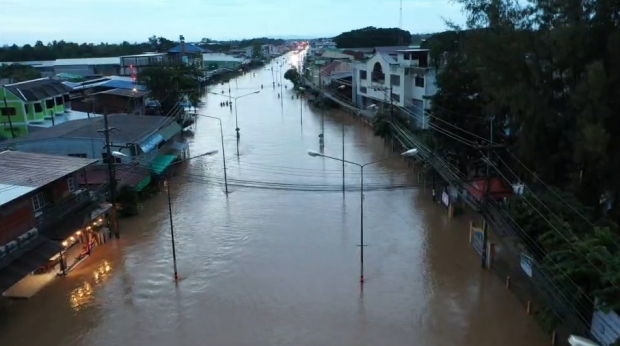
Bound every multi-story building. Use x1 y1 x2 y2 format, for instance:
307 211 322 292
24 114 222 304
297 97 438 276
352 46 437 129
119 53 168 76
0 78 71 138
0 150 110 296
168 41 205 70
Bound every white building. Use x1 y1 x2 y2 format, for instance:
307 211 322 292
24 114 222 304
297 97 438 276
352 46 437 129
309 41 337 55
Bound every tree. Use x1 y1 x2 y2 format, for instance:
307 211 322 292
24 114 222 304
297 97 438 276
333 27 412 48
283 68 302 89
0 64 41 82
137 62 203 115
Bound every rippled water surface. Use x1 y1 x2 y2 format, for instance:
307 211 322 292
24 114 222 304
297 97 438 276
0 53 548 346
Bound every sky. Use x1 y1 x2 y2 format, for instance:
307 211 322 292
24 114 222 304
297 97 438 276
0 0 465 45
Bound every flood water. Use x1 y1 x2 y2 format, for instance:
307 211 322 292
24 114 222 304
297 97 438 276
0 53 549 346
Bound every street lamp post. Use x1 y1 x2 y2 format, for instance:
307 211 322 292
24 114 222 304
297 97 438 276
193 114 229 195
307 148 418 284
208 90 260 138
299 87 305 124
111 150 219 282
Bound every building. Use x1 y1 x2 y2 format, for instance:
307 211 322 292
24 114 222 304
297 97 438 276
65 76 148 115
0 78 72 138
0 150 113 297
352 46 437 129
119 53 168 76
53 57 121 78
229 46 254 58
168 41 205 70
203 53 248 71
309 40 337 56
0 114 186 180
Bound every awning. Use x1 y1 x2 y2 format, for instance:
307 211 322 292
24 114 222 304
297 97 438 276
157 122 182 140
42 206 94 241
151 154 177 175
134 175 151 192
0 239 63 293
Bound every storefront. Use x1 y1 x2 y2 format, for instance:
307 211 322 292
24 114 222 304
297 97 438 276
55 203 113 275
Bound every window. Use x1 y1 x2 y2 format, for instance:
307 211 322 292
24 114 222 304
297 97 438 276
34 102 43 113
360 86 367 94
67 177 76 193
31 193 49 212
68 153 87 158
415 76 425 87
24 104 29 114
101 153 121 164
45 99 55 108
404 53 411 60
359 70 367 80
391 93 401 102
55 96 64 105
390 75 401 86
0 107 16 116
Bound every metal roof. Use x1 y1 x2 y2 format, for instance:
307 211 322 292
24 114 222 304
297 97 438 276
98 79 146 91
2 114 174 144
96 88 149 98
203 53 245 62
3 77 72 102
0 150 97 202
120 53 167 58
54 57 120 66
168 43 204 53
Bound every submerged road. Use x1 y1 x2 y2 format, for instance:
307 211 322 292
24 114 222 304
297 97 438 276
0 53 548 346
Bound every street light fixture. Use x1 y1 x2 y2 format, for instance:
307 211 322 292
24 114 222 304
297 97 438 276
307 148 418 284
568 336 600 346
208 90 260 138
111 149 218 282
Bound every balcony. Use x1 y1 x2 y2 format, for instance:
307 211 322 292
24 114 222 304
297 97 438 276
371 71 385 84
35 189 99 232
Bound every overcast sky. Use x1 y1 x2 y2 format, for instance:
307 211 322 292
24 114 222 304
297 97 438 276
0 0 464 45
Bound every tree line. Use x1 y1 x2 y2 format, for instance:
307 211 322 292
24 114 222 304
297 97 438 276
333 26 432 48
424 0 620 337
0 36 286 62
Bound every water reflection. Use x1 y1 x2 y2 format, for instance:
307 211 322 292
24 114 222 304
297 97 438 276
69 260 112 312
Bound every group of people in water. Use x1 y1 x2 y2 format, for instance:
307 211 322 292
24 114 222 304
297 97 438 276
219 100 233 108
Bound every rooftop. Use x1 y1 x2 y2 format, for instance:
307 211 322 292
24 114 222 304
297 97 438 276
0 150 97 206
2 114 172 145
121 53 167 58
203 53 245 62
168 43 204 53
96 88 149 98
54 57 121 66
3 78 72 102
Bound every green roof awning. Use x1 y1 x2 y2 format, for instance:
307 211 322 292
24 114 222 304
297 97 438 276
133 175 152 192
157 122 182 140
151 154 177 175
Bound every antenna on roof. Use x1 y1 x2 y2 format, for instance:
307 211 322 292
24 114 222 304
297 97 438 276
398 0 404 46
399 0 403 30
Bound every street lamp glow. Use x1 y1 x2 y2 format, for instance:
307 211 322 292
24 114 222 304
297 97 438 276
402 148 418 156
111 151 129 158
568 336 600 346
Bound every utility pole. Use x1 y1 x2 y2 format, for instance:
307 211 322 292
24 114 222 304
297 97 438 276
319 71 324 148
2 98 15 138
342 120 345 195
481 115 496 268
98 110 120 239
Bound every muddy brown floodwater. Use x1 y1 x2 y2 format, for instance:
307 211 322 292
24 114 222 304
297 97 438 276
0 53 549 346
